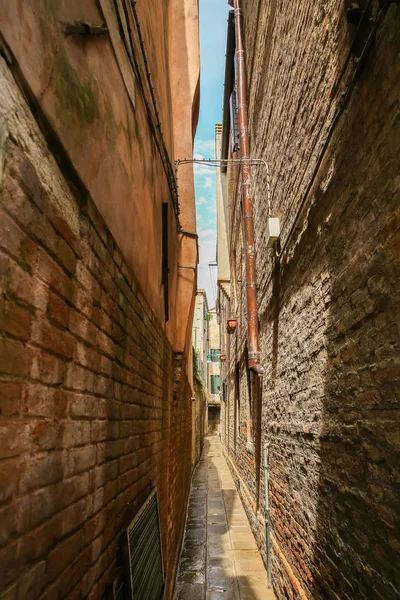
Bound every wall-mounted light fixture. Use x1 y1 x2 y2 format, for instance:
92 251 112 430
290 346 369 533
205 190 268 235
266 217 280 248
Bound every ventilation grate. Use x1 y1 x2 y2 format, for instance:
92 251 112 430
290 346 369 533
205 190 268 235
113 574 125 600
126 489 165 600
105 571 125 600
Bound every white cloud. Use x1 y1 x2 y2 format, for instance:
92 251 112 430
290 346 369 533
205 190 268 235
194 162 211 176
194 139 215 158
204 177 213 189
197 194 216 207
206 205 216 214
198 228 215 239
193 148 218 176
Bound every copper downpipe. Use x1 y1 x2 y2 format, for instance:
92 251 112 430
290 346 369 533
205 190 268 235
233 0 263 375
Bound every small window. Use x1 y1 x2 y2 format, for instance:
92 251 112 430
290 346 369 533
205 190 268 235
208 348 220 362
162 203 169 322
210 375 221 395
222 380 227 403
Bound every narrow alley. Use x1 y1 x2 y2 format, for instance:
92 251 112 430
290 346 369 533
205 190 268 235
0 0 399 599
175 435 276 600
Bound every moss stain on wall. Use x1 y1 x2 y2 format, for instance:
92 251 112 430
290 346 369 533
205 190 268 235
54 45 100 126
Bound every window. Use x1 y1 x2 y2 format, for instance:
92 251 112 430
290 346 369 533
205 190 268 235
162 203 169 322
210 375 221 395
222 380 227 403
208 348 220 362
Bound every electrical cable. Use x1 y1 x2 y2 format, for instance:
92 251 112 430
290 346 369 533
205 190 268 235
112 0 180 219
176 158 272 215
130 1 180 214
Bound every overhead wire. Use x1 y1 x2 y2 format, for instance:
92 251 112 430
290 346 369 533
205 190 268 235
176 158 272 215
112 0 180 219
130 1 180 215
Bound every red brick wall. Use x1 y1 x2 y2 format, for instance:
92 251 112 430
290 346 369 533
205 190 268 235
0 123 193 599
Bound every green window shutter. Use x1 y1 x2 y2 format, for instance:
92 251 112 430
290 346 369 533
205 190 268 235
211 375 221 394
209 349 220 362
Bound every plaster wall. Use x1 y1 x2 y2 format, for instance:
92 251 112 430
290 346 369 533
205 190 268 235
192 291 209 385
0 0 199 359
216 124 230 282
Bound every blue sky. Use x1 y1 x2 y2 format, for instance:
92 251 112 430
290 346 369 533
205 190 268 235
195 0 230 307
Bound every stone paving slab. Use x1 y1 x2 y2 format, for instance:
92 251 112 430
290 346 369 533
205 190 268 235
174 435 277 600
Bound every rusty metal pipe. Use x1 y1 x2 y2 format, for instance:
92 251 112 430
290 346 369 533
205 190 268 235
233 0 263 375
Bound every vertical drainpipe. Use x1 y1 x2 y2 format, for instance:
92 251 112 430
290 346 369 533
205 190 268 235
232 0 264 376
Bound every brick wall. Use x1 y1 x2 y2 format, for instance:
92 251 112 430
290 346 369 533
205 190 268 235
0 59 193 599
221 2 400 599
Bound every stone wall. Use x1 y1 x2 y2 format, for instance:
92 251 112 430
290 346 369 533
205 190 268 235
0 59 193 599
220 2 400 599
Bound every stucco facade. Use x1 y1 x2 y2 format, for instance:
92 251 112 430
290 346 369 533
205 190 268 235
192 290 209 385
207 307 220 401
0 1 200 598
217 2 400 600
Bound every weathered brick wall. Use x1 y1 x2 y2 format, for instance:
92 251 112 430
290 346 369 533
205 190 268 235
0 59 193 600
222 2 400 599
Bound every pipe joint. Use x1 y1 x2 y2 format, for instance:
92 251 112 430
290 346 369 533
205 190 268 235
249 362 264 376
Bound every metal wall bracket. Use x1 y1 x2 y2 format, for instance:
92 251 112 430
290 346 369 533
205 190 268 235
64 22 109 36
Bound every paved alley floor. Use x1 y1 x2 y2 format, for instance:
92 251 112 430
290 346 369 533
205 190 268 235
174 435 277 600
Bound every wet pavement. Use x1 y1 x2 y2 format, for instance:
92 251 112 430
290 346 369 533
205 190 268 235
174 435 277 600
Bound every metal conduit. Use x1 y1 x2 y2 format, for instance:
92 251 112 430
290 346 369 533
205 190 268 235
233 0 263 375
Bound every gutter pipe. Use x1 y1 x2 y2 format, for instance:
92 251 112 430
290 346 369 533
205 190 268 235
233 0 263 375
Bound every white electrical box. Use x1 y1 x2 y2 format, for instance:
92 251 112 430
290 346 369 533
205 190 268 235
266 217 280 247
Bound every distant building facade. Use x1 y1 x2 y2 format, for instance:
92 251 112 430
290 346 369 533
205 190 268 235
192 290 209 384
192 295 222 433
217 3 399 600
206 307 221 433
207 307 220 401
